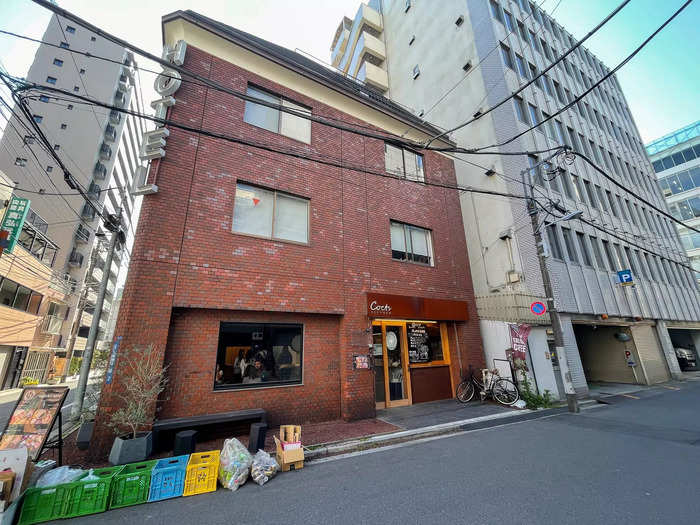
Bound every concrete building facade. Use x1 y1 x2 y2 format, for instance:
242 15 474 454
91 10 485 454
647 120 700 371
0 14 147 367
0 171 70 388
330 0 700 395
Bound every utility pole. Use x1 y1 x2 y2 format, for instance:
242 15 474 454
72 208 123 419
522 161 580 413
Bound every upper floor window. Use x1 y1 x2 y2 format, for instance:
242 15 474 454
46 76 57 85
53 58 63 67
390 221 434 266
490 1 504 23
243 85 311 144
33 115 43 123
232 182 309 244
65 26 76 33
0 276 42 314
59 42 69 49
384 144 424 182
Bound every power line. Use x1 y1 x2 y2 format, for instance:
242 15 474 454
6 77 538 203
29 1 458 151
427 0 606 146
572 150 700 235
398 0 554 138
470 0 694 152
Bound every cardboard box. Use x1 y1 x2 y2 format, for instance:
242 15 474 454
275 425 304 466
0 472 14 503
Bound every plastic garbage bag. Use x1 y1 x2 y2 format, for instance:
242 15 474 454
82 469 98 481
36 466 83 487
250 449 279 486
218 438 252 491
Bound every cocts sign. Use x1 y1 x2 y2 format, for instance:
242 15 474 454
369 301 392 314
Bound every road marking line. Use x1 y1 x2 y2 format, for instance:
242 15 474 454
662 386 681 390
622 394 639 399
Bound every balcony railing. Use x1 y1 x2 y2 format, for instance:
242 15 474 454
41 315 63 335
104 124 117 142
99 142 112 161
93 161 107 180
109 110 121 125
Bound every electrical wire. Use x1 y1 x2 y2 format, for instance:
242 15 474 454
5 77 538 203
425 0 625 146
470 0 694 152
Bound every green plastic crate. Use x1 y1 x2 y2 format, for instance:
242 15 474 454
64 465 124 519
18 479 79 525
109 460 157 509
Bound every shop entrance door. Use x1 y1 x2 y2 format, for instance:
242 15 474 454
373 321 411 408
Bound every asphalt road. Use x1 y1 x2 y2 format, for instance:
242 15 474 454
62 380 700 524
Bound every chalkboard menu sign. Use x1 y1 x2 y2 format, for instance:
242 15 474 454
0 386 68 460
407 323 430 363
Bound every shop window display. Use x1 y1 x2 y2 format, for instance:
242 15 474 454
215 322 302 389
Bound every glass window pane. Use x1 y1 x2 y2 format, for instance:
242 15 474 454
546 226 562 259
672 152 685 166
409 226 432 265
391 222 407 260
243 86 280 133
215 322 303 388
403 151 424 181
690 197 700 217
678 171 694 192
280 99 311 144
678 200 694 220
233 183 274 237
690 167 700 187
694 144 700 158
576 232 592 266
658 178 671 196
13 286 31 311
682 147 697 162
562 228 578 263
661 156 675 170
273 193 308 243
667 175 683 194
591 237 605 269
385 144 404 176
0 279 18 307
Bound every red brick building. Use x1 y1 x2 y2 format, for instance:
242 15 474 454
94 11 485 449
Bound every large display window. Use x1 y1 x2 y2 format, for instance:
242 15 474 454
214 322 303 390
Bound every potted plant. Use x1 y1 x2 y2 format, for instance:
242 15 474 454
108 344 168 465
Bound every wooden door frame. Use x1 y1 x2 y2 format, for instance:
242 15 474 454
373 320 413 408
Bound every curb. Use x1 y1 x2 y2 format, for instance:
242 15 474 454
305 404 582 461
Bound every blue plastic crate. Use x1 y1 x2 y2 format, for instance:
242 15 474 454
148 455 189 502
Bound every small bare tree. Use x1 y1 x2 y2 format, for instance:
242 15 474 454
108 344 168 439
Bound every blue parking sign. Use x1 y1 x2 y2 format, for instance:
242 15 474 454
617 269 634 286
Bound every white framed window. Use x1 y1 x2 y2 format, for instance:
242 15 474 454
243 85 311 144
384 144 424 182
233 182 309 244
390 221 434 266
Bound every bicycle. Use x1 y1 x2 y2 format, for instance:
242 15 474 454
456 366 520 406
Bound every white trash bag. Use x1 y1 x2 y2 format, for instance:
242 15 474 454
218 438 253 491
250 449 279 486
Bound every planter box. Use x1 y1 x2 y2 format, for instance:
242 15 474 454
109 432 153 466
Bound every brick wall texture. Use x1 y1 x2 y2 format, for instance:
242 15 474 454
92 44 484 455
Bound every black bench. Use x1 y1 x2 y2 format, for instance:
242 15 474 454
152 408 267 452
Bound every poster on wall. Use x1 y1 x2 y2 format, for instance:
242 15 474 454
0 386 68 460
509 324 531 366
407 323 430 363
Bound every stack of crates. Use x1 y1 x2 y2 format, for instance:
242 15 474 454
19 466 124 525
148 455 189 502
183 451 220 496
18 451 221 524
110 460 158 509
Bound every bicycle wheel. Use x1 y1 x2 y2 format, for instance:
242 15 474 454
456 380 475 403
492 378 519 406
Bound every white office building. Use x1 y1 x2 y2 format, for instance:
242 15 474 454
330 0 700 396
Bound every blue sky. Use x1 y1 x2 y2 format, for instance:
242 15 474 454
0 0 697 143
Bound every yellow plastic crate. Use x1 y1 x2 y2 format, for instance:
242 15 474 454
183 451 220 496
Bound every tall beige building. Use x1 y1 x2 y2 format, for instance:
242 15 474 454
0 14 147 367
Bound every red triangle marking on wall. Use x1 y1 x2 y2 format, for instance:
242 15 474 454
252 198 260 206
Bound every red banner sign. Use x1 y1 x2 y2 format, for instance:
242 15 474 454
509 324 531 363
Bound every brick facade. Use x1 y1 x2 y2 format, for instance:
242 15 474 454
92 42 484 455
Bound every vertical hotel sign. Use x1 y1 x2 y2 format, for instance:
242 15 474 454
0 196 30 253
